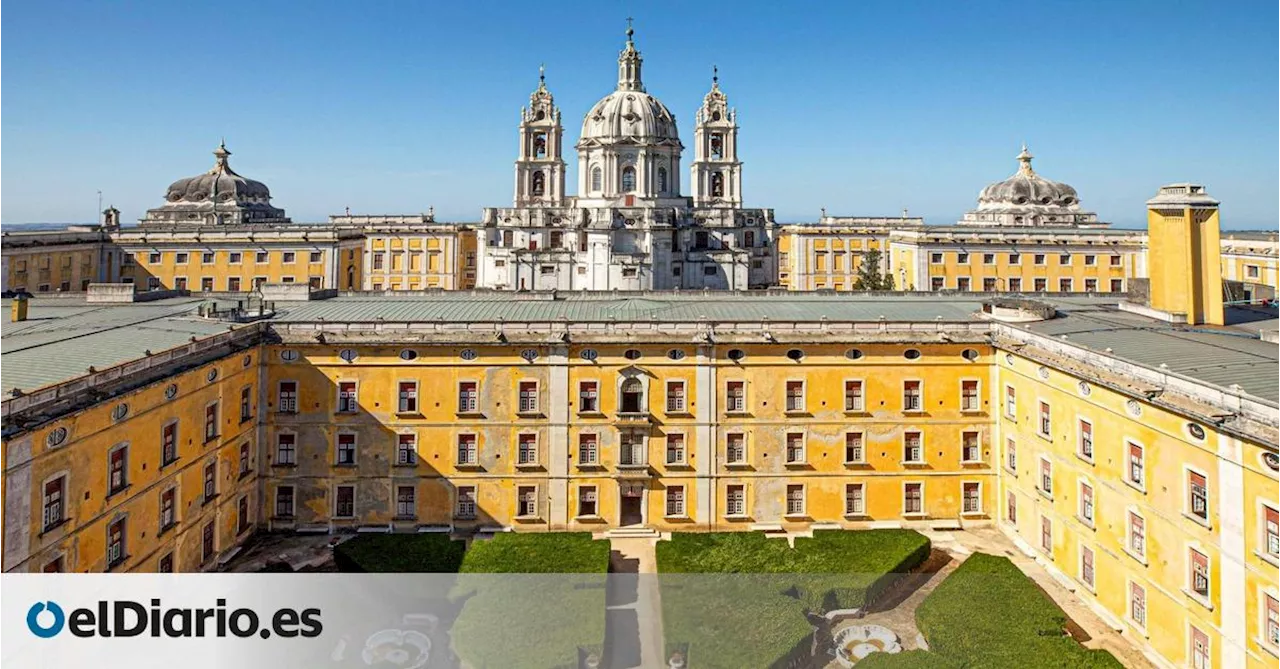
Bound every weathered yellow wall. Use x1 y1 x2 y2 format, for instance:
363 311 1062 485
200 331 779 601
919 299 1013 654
5 246 101 293
1148 206 1224 325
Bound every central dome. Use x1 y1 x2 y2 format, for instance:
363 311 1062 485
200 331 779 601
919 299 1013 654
164 142 273 205
578 26 680 147
977 145 1079 209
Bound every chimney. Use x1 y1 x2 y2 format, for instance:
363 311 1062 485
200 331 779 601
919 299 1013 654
11 293 30 322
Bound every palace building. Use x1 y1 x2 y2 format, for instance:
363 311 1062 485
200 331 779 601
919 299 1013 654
2 186 1278 668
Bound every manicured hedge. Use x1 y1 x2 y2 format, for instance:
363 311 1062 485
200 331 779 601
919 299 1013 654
657 530 931 668
855 650 961 669
333 533 466 572
459 531 610 573
911 553 1121 669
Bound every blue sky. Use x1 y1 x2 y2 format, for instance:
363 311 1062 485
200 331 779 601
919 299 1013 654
3 1 1276 228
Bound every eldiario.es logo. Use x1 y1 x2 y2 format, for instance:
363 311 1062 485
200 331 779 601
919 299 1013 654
27 599 322 639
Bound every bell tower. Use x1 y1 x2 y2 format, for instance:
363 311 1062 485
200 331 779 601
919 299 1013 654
691 66 742 207
514 65 566 207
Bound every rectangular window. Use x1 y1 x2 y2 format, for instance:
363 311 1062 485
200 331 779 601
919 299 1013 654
227 276 242 292
1039 458 1053 495
962 482 981 514
666 486 685 517
956 252 970 264
309 251 323 263
1081 545 1095 588
1110 278 1124 292
255 251 269 264
1129 512 1146 558
1005 385 1016 418
666 381 686 413
393 485 416 518
930 252 943 264
579 381 599 413
726 485 746 517
517 433 538 465
1080 481 1094 524
904 483 923 515
1037 401 1051 437
1059 253 1072 265
456 487 477 519
334 486 355 518
1041 515 1053 553
1189 548 1210 599
336 433 357 465
786 485 805 516
1188 471 1208 521
1084 278 1098 293
1190 626 1210 669
109 445 128 495
1265 505 1279 559
517 486 538 518
1265 593 1278 648
785 381 805 412
956 277 971 291
203 461 217 502
666 433 686 465
201 277 214 292
237 495 250 534
239 442 250 476
845 432 864 464
1130 582 1146 629
1059 278 1073 293
1006 437 1017 471
726 381 746 413
458 381 478 413
1034 278 1047 292
1008 253 1021 265
108 517 127 567
397 434 417 465
844 380 864 412
1128 442 1145 488
1084 254 1096 266
204 402 219 441
903 380 922 411
786 432 805 464
201 521 215 562
337 381 358 413
983 277 997 292
1008 277 1023 291
148 252 161 264
903 432 923 463
398 381 418 413
961 380 979 411
1110 254 1122 267
517 381 539 414
278 381 298 413
578 433 598 465
726 433 746 464
43 476 66 531
846 483 866 516
961 432 980 463
158 554 173 573
240 386 252 422
457 434 477 465
931 277 945 291
578 486 598 517
1077 419 1093 460
276 486 295 517
1007 491 1018 525
982 253 995 265
162 422 178 466
275 433 298 465
282 251 296 263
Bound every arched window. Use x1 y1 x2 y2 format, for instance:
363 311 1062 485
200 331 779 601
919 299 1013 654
658 167 668 193
591 166 602 191
531 171 545 196
710 134 724 159
533 133 547 158
621 166 636 192
711 172 725 197
620 378 644 413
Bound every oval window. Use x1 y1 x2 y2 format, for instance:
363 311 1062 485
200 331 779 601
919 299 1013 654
46 427 69 448
667 349 687 361
520 348 539 362
280 349 299 362
111 403 129 422
786 349 805 361
1126 399 1142 417
1186 423 1206 441
206 368 219 382
624 349 642 361
1037 366 1050 380
460 349 478 361
242 354 253 367
399 349 418 361
961 349 979 362
1261 451 1279 473
1078 381 1091 397
727 349 746 362
338 349 359 363
1004 352 1014 365
580 349 599 362
164 384 179 400
903 349 921 360
845 349 864 360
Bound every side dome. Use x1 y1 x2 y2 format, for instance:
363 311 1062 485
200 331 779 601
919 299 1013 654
976 145 1079 209
164 142 273 204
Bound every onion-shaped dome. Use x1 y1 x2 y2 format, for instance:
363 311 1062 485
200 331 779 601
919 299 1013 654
976 145 1080 209
163 142 273 205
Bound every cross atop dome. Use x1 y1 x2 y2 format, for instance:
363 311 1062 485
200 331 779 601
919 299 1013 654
1016 143 1035 176
617 18 644 92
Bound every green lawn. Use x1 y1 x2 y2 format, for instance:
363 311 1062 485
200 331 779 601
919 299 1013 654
657 530 931 669
452 532 610 669
891 553 1122 669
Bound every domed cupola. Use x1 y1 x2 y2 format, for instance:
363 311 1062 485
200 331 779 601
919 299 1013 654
962 145 1100 227
142 142 290 226
576 21 684 201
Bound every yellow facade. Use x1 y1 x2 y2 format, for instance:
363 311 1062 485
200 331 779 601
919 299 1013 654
3 235 104 293
2 352 259 573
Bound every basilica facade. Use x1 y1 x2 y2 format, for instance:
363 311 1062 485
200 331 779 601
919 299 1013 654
475 27 776 291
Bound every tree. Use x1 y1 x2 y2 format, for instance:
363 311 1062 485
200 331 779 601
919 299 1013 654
853 249 895 291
